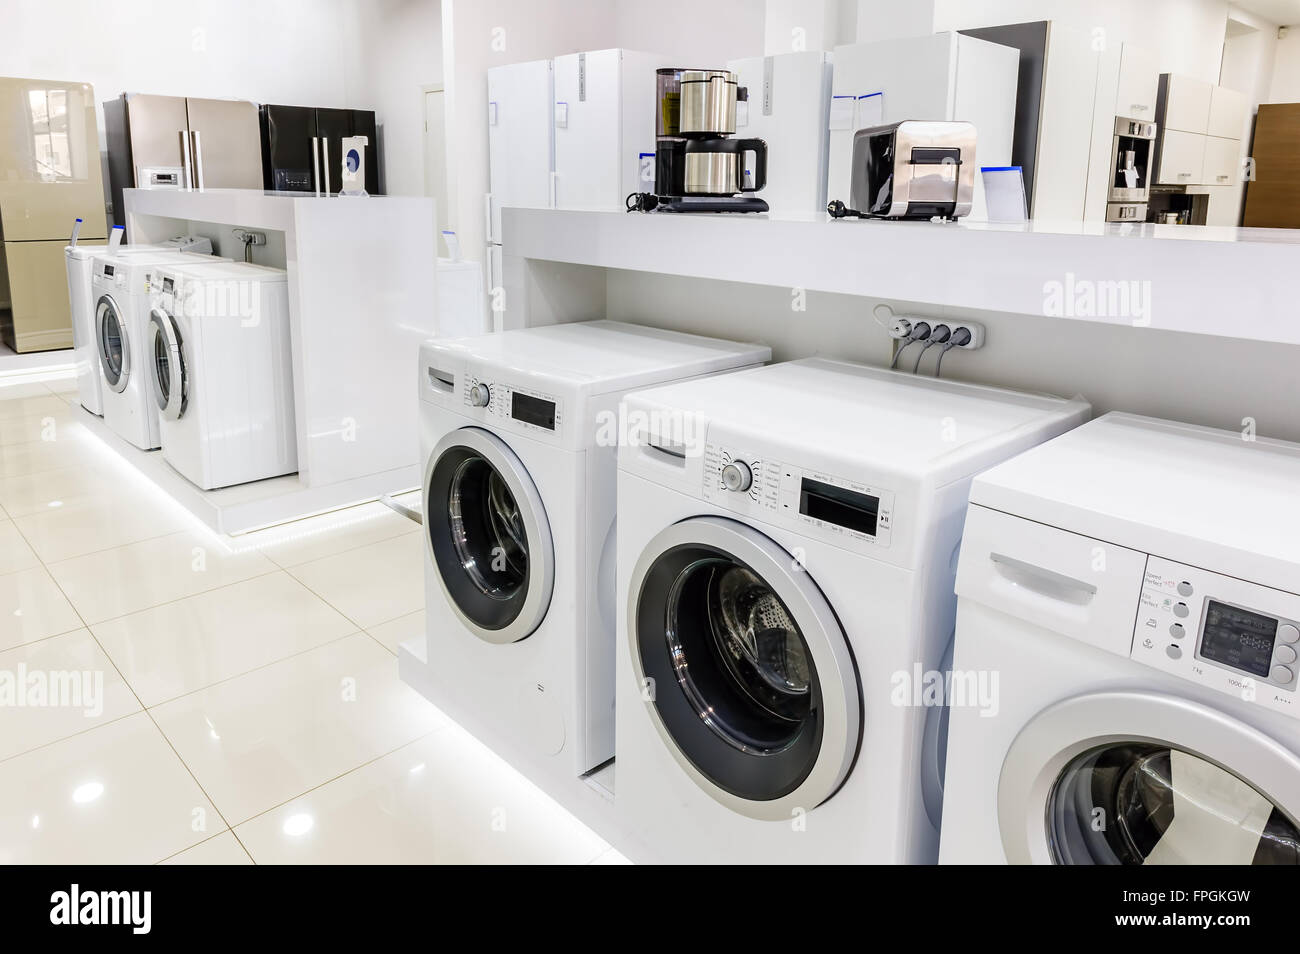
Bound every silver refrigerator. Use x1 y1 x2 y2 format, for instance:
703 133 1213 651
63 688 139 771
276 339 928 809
104 93 263 223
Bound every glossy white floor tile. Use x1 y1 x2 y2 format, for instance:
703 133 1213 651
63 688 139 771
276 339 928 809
0 711 222 864
289 532 425 629
0 380 618 864
150 633 444 825
48 529 278 624
159 831 253 865
92 572 358 707
0 629 141 761
0 565 84 651
233 729 611 865
367 609 424 655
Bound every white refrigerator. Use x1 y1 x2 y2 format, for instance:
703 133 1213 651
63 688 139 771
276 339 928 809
486 59 555 296
727 51 834 220
827 32 1019 220
552 49 664 212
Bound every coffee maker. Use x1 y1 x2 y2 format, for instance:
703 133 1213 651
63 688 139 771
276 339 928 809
644 68 768 212
1105 117 1157 222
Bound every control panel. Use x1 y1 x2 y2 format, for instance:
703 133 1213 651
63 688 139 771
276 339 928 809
1133 555 1300 720
460 373 563 437
702 442 894 552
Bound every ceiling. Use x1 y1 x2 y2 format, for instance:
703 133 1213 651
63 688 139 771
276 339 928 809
1230 0 1300 27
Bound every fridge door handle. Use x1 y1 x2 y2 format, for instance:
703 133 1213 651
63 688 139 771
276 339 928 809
484 192 493 240
549 171 558 208
322 137 331 196
312 137 321 196
190 130 204 191
180 130 193 190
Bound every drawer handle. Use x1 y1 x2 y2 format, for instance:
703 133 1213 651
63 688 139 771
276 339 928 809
990 553 1098 606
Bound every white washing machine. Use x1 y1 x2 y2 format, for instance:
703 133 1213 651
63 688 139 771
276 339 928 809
147 260 296 489
941 413 1300 865
93 248 224 449
68 237 212 416
614 359 1089 863
411 321 769 796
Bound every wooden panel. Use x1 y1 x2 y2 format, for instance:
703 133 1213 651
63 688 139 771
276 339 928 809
1242 104 1300 229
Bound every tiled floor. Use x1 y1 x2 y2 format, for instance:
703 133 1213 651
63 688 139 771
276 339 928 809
0 371 620 864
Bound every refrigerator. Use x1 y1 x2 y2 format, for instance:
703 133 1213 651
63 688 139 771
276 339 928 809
260 104 381 195
552 49 663 213
827 33 1020 220
727 51 834 220
103 93 263 222
486 59 554 295
0 77 108 352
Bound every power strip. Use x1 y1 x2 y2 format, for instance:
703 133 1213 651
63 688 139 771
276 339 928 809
886 316 985 350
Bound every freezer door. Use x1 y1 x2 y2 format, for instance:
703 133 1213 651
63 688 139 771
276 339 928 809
1 239 79 352
487 60 554 243
124 92 190 189
553 50 622 211
314 108 352 195
260 104 317 192
0 78 108 240
350 109 381 194
184 98 263 189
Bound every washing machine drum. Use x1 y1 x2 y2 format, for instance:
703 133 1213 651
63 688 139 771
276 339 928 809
95 294 130 393
629 515 861 821
424 427 554 645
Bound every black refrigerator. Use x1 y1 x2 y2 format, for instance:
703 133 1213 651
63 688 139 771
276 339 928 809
260 104 381 195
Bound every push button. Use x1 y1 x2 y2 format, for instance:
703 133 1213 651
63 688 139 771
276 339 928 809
1169 623 1185 639
1177 581 1194 596
1173 602 1189 618
1279 623 1300 645
1276 644 1298 666
1271 664 1295 685
1166 644 1182 660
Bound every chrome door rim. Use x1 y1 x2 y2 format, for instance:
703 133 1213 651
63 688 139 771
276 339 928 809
95 294 130 393
148 307 185 420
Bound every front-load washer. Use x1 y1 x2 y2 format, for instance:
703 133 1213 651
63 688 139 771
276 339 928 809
941 413 1300 865
93 248 225 449
614 359 1089 863
410 321 769 795
68 237 213 416
147 260 296 489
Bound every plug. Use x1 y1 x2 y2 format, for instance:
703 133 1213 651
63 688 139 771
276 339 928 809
909 321 932 341
948 327 972 347
930 323 952 344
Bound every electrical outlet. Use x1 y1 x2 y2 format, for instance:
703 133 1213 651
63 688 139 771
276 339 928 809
947 321 985 349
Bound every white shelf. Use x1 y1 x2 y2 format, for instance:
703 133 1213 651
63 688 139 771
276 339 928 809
503 208 1300 344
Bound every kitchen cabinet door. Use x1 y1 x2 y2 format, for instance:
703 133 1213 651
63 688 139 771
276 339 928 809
1200 135 1239 186
1115 43 1158 120
1208 86 1248 139
1157 129 1205 185
1162 74 1212 134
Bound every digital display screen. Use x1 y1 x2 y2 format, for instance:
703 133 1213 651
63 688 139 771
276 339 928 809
799 478 879 536
163 277 174 293
103 264 114 277
1200 601 1278 678
511 392 555 430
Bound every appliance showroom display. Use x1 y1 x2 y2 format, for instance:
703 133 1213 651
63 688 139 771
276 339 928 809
148 260 295 489
727 51 833 220
0 77 107 353
259 103 380 195
411 321 769 798
67 234 213 415
941 413 1300 866
614 359 1089 863
642 67 769 213
93 248 227 450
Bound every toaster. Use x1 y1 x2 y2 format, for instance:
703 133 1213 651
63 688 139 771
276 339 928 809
848 120 977 219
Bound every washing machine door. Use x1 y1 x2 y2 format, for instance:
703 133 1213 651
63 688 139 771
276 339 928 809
148 307 186 420
424 426 553 645
998 691 1300 864
629 515 861 821
95 294 129 393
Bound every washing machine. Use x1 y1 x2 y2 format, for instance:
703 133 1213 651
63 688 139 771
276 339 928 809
147 260 296 489
93 248 224 449
415 321 769 795
68 237 212 415
940 412 1300 865
614 358 1089 863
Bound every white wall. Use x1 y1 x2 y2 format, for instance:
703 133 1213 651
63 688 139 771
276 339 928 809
1269 26 1300 100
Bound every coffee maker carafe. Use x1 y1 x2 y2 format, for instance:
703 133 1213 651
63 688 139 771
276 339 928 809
640 68 769 213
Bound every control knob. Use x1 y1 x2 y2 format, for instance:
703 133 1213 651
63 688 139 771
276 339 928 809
721 461 753 493
469 383 492 408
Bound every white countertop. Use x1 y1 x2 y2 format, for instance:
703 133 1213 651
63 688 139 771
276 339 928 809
503 208 1298 344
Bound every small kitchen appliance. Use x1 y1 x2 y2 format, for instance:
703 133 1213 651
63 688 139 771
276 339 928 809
828 120 976 220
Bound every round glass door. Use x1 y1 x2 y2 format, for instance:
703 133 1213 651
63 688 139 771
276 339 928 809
998 691 1300 864
423 427 553 645
95 295 129 393
629 516 860 820
148 308 186 419
1047 742 1300 864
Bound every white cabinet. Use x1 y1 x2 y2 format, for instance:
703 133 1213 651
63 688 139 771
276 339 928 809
1201 135 1239 186
1208 85 1249 139
1160 74 1212 133
727 51 833 220
828 32 1019 218
1156 129 1205 185
487 60 555 245
552 49 663 212
1114 43 1159 119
